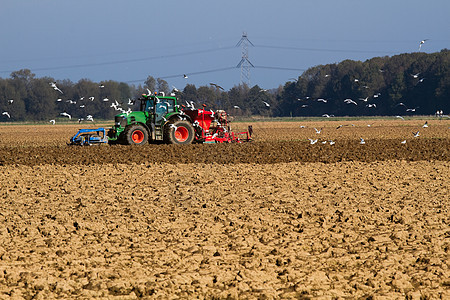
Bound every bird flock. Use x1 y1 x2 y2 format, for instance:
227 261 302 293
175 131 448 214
302 119 436 146
1 82 137 124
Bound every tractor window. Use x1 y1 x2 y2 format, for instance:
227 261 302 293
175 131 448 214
144 99 155 112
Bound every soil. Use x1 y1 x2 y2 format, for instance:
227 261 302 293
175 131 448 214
0 120 449 299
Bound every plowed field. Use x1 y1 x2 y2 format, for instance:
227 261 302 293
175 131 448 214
0 120 449 299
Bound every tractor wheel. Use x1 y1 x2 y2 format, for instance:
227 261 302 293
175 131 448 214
165 120 195 144
124 124 148 145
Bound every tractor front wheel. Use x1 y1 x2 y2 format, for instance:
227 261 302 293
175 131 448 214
124 124 148 145
165 120 195 144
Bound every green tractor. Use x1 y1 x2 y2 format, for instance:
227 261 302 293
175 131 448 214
69 92 251 146
107 93 195 145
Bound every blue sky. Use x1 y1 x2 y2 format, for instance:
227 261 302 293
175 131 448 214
0 0 449 91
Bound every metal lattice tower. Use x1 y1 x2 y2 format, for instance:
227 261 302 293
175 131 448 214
236 32 254 86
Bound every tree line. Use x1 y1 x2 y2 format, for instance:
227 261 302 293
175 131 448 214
0 50 448 122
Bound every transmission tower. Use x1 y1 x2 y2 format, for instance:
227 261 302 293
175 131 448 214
236 32 254 86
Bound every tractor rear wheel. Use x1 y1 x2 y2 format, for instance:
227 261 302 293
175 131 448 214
124 124 148 145
165 120 195 144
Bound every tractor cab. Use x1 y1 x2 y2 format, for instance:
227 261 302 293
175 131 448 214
140 93 178 123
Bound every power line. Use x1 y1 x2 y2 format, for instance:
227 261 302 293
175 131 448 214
254 44 400 55
123 64 306 84
0 46 236 74
124 66 238 83
254 65 306 71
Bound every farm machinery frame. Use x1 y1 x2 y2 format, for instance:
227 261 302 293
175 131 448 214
69 93 252 146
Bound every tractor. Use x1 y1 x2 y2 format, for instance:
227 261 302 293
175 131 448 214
69 92 252 145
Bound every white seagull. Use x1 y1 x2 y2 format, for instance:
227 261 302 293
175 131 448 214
233 105 240 109
262 101 270 107
358 97 369 102
8 99 13 105
50 82 63 94
344 99 358 105
49 119 55 125
418 39 428 51
2 111 11 118
422 121 428 128
308 138 318 144
401 140 407 144
60 111 71 119
396 115 405 120
314 127 322 134
413 131 420 138
360 138 366 144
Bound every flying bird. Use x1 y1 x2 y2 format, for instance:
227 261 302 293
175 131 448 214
86 115 94 122
308 138 318 144
210 83 224 90
49 119 55 125
401 140 407 144
2 111 11 118
183 74 188 78
396 115 405 120
344 99 358 105
8 99 13 105
411 73 420 79
50 82 63 94
262 101 270 107
366 104 377 108
60 111 71 119
422 121 428 128
89 96 95 101
99 84 105 88
233 105 240 109
317 98 327 103
413 131 420 138
314 127 322 134
418 39 428 51
358 97 369 102
359 138 366 144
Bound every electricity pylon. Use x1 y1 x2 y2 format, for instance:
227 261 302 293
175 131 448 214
236 32 254 86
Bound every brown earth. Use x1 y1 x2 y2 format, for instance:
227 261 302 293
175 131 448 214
0 120 449 299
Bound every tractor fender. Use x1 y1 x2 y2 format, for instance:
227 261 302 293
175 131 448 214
168 113 193 124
